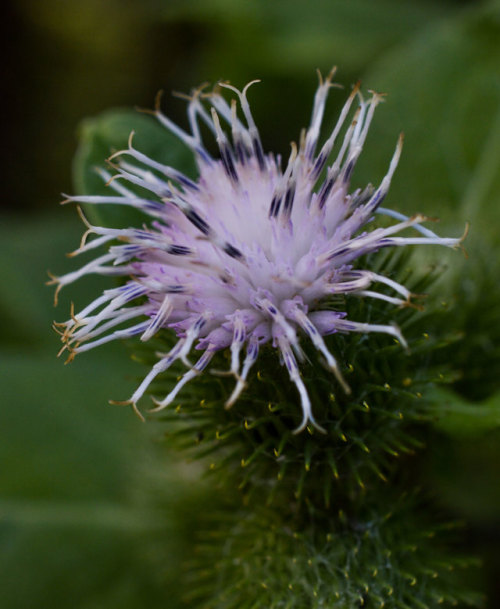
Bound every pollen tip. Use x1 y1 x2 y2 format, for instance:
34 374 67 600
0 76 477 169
134 104 156 116
403 298 425 312
52 323 64 337
47 276 62 306
458 221 470 256
171 89 191 101
107 149 124 162
154 89 164 112
63 349 76 365
110 399 145 422
105 158 120 171
104 173 120 188
109 399 131 406
368 89 387 100
46 271 57 285
246 79 261 87
326 65 337 82
132 402 146 422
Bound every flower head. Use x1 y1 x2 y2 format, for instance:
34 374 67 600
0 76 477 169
52 69 463 433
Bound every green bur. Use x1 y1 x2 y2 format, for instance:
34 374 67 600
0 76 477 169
131 251 482 609
186 502 481 609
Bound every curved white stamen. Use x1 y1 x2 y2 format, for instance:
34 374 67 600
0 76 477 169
150 350 214 412
355 290 407 307
363 271 412 300
120 337 188 412
225 338 259 409
379 236 461 249
55 254 134 289
96 168 139 198
61 285 147 345
74 320 150 353
111 143 199 192
305 67 337 159
69 305 150 345
277 336 326 434
289 306 350 394
335 319 408 350
322 213 434 265
377 207 442 239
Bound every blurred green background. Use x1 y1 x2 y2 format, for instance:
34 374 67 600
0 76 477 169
1 0 500 607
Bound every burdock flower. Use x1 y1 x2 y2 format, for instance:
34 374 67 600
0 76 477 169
51 69 463 433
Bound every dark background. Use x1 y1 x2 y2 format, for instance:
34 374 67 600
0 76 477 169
1 1 499 607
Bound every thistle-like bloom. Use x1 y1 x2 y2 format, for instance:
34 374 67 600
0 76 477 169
52 69 462 433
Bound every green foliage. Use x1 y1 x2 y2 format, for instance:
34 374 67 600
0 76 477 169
428 388 500 437
156 0 454 77
360 2 500 234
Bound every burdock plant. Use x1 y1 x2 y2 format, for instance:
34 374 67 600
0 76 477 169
52 69 481 608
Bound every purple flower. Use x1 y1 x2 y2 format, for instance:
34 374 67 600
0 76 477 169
51 69 463 433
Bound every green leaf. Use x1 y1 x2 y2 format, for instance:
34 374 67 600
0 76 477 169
72 108 196 227
428 387 500 436
158 0 454 76
359 4 500 237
